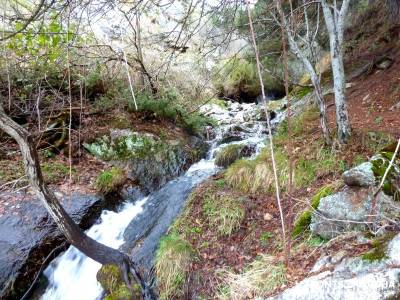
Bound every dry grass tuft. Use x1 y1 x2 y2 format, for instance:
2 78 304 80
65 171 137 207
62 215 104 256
217 255 286 300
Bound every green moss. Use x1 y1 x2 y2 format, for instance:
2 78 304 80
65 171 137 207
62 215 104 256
96 167 126 193
290 86 313 99
203 194 245 236
155 233 194 300
292 186 334 237
371 151 399 199
292 211 312 238
97 264 135 300
361 233 396 262
209 98 228 108
215 144 246 167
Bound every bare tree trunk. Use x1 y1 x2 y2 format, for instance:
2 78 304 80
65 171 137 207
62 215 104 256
279 6 332 145
321 0 351 144
0 104 154 299
136 11 146 89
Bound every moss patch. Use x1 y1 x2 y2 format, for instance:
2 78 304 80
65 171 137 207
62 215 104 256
361 232 396 262
96 167 126 193
97 264 138 300
292 185 334 237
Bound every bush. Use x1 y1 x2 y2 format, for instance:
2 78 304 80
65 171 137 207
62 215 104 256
203 194 245 236
132 92 214 135
215 144 246 167
96 167 126 193
155 234 194 300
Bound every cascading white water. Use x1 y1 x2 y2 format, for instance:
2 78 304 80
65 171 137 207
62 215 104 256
40 100 278 300
41 198 147 300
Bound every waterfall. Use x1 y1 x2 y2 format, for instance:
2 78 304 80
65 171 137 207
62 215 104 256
40 100 277 300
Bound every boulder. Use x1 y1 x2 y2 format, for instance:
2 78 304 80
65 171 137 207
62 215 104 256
269 233 400 300
84 131 208 192
0 192 109 300
310 186 391 239
343 162 375 187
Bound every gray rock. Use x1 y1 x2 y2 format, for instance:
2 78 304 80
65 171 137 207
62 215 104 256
310 186 391 239
0 192 108 299
268 233 400 300
343 162 375 187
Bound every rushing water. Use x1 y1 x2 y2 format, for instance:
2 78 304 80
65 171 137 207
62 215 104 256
40 101 275 300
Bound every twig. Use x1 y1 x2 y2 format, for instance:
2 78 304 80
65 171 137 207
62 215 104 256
245 0 287 259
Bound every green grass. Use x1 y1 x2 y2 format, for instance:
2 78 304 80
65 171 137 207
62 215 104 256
225 142 338 195
155 233 194 300
42 162 75 184
95 167 126 193
203 194 245 236
215 144 246 167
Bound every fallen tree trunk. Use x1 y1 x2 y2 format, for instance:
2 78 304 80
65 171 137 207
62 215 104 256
0 103 155 299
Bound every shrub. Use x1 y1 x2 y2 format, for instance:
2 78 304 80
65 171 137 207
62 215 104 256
96 167 126 193
215 144 246 167
203 194 245 236
155 234 194 300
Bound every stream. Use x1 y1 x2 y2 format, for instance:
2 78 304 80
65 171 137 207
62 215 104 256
39 101 280 300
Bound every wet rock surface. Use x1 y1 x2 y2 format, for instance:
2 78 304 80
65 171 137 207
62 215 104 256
122 166 216 269
0 192 107 299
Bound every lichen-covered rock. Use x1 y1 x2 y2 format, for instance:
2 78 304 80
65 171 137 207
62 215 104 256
84 131 208 192
268 233 400 300
343 162 375 187
310 187 391 239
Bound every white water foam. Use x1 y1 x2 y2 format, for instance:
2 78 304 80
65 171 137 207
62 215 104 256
41 198 147 300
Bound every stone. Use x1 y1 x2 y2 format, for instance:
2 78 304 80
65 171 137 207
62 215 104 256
0 192 108 299
268 234 400 300
263 213 273 221
343 162 375 187
376 58 393 70
310 186 391 239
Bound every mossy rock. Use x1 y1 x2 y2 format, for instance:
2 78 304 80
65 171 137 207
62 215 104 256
361 232 397 262
292 185 334 237
371 150 400 200
215 144 253 168
97 264 134 300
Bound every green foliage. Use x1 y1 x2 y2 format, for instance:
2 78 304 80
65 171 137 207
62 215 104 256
132 92 213 135
361 131 395 153
290 86 313 99
155 233 194 300
203 194 245 236
305 235 327 247
215 144 246 167
96 167 126 193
